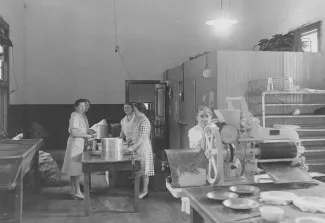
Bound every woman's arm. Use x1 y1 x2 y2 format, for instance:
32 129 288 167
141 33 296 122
70 129 92 139
129 118 150 152
131 135 146 152
120 130 125 139
87 129 97 135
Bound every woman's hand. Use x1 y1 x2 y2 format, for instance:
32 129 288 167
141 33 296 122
88 129 97 135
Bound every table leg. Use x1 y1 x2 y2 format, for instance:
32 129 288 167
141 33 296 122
190 206 204 223
15 169 23 223
134 171 140 212
33 150 40 192
84 172 90 216
89 173 92 191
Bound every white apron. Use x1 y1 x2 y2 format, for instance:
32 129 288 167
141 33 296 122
121 114 135 143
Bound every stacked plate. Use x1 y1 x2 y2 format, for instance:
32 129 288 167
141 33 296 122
207 185 260 210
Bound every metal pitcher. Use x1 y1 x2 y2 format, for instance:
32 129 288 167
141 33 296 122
97 125 109 139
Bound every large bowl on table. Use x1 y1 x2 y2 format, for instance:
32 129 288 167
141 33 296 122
101 138 124 160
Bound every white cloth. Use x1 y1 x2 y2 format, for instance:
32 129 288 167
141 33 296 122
90 119 108 132
188 125 204 148
62 112 88 176
181 197 190 214
120 114 135 142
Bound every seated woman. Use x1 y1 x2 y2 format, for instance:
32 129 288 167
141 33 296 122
188 105 213 149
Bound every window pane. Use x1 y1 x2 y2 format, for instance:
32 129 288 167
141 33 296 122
301 29 318 52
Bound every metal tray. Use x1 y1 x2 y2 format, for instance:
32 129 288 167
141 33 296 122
229 185 260 194
223 198 259 210
206 191 238 201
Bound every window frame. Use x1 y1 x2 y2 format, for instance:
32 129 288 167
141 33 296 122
290 21 322 52
0 16 10 131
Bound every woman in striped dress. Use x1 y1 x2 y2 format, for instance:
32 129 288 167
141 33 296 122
128 102 154 199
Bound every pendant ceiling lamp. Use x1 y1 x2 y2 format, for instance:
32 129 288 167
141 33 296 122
206 0 238 28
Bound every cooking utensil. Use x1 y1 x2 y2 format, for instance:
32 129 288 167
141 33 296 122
101 138 124 160
223 198 259 210
207 191 239 201
229 185 260 194
97 125 109 139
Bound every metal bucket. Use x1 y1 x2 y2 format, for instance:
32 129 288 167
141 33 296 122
97 125 109 139
101 138 124 160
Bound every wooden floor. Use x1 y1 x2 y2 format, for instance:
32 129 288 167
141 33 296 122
0 174 189 223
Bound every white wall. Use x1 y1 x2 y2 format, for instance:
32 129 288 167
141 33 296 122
1 0 324 104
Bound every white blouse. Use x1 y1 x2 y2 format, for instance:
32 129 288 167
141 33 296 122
188 125 204 149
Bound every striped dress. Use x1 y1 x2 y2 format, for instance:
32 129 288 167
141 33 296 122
133 114 155 177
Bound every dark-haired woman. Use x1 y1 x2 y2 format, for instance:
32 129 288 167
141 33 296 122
128 102 154 199
62 99 96 200
120 102 135 144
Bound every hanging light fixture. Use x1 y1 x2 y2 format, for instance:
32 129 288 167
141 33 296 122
206 0 238 28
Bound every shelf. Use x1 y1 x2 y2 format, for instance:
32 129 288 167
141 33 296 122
248 91 325 95
296 129 325 132
265 115 325 118
265 104 325 107
300 138 325 142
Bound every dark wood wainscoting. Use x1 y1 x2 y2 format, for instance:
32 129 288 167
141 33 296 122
8 104 125 151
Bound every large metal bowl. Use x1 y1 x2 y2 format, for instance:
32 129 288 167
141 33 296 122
223 198 259 210
229 185 260 195
207 191 239 201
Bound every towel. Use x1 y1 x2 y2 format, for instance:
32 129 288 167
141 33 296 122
90 119 108 132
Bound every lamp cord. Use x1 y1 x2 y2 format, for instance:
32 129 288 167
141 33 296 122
113 0 134 80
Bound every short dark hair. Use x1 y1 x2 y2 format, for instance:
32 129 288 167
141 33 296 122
74 99 86 109
133 102 147 113
84 99 90 104
124 102 134 111
196 105 213 117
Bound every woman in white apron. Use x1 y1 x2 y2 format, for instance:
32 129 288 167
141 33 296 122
120 102 135 143
62 99 96 200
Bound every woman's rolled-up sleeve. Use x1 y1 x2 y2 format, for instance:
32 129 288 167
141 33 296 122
69 114 79 133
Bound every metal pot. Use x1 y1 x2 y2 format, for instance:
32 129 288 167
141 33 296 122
101 138 124 160
97 125 109 139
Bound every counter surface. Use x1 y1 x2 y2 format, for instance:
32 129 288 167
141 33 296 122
183 180 325 223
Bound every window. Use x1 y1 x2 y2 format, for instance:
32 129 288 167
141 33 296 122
290 21 322 52
0 16 9 132
301 29 318 52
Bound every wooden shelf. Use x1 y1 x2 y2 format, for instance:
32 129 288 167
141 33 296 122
265 115 325 118
265 104 325 107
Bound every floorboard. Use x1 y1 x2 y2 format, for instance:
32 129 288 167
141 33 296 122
0 173 188 223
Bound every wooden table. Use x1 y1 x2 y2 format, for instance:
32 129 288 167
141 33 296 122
183 181 325 223
81 151 141 216
0 139 43 223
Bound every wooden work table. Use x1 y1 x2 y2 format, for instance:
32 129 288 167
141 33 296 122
183 180 325 223
81 151 141 216
0 139 43 223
